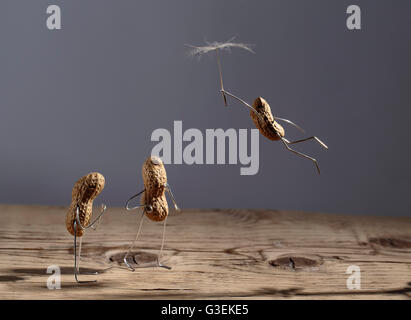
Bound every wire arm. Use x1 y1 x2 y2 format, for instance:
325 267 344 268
165 183 180 211
220 89 267 124
275 117 305 134
125 190 147 211
75 204 107 231
216 48 227 106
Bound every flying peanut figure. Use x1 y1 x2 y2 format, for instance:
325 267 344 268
188 38 328 174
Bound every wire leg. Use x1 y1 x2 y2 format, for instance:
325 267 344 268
124 212 145 272
75 235 99 276
280 136 321 174
159 217 167 259
285 136 328 149
156 216 171 270
73 222 96 283
73 222 79 282
77 236 82 273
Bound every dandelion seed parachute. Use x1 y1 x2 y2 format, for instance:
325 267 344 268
186 37 255 57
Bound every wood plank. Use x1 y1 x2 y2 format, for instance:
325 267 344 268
0 204 410 299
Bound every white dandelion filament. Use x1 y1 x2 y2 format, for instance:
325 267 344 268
186 37 255 57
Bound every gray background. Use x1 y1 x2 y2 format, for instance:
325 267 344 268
1 0 410 216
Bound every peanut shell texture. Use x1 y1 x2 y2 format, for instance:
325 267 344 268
140 156 169 222
66 172 105 237
250 97 285 141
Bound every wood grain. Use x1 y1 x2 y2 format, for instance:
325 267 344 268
0 204 410 299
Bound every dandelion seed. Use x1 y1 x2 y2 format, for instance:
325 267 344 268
186 37 255 106
186 37 255 57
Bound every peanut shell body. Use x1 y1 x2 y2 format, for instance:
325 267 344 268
250 97 284 141
141 156 169 222
66 172 105 237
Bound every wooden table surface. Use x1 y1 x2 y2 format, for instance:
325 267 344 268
0 204 410 299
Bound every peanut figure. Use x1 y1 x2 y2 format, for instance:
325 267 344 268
66 172 106 236
223 90 328 174
124 156 179 271
140 156 169 222
188 39 328 174
66 172 107 283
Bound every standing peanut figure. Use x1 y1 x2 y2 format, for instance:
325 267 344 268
66 172 107 283
188 39 328 174
124 156 179 271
